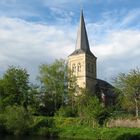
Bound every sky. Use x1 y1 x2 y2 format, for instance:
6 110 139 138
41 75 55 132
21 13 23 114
0 0 140 83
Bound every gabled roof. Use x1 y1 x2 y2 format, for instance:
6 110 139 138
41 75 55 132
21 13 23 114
70 10 96 57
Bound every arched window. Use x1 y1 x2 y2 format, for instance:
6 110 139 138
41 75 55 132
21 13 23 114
77 63 81 72
72 64 76 72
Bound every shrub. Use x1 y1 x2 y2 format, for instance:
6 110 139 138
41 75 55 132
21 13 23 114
55 106 77 117
4 105 33 135
30 116 58 137
54 116 81 128
32 116 55 130
78 96 110 127
0 114 7 134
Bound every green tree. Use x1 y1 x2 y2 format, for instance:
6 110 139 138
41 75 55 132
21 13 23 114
77 90 108 126
4 105 32 135
67 72 78 111
0 66 30 110
114 68 140 117
38 59 70 115
26 84 40 114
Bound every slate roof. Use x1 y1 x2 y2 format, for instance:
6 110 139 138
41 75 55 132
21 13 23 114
96 79 116 97
69 10 96 58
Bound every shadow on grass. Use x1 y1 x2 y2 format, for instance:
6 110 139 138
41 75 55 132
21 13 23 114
116 133 140 140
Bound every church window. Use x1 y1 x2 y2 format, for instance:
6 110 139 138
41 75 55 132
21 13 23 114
72 64 76 72
77 63 81 72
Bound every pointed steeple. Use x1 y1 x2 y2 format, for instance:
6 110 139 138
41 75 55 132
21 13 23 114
70 10 95 57
76 10 90 52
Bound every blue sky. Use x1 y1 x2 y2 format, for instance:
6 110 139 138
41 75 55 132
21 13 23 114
0 0 140 83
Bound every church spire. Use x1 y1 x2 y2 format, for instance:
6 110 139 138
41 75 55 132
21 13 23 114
75 10 90 52
69 10 95 57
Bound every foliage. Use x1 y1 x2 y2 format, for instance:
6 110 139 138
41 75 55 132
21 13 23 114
55 106 77 117
0 66 30 110
54 117 80 129
32 116 55 129
59 126 140 140
29 116 58 137
4 105 33 135
26 84 40 114
1 62 140 138
38 59 77 116
76 89 110 126
37 59 68 115
67 72 78 110
55 87 110 127
0 114 7 134
114 68 140 116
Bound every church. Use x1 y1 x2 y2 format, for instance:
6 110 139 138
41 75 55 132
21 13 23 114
68 11 115 106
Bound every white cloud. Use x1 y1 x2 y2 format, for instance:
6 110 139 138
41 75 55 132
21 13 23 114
0 7 140 84
120 9 140 28
85 9 140 82
49 7 74 24
94 30 140 58
90 30 140 82
0 17 76 82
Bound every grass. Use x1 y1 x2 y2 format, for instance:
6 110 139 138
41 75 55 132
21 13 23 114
59 126 140 140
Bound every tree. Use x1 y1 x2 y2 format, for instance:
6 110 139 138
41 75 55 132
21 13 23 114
114 68 140 117
38 59 70 115
4 105 32 135
0 66 30 110
25 84 40 114
77 89 109 126
67 72 78 110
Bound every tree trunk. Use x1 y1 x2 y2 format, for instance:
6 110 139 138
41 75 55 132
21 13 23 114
135 98 139 117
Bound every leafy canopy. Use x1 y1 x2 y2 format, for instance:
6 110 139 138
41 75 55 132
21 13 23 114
0 66 30 109
114 68 140 116
38 59 77 115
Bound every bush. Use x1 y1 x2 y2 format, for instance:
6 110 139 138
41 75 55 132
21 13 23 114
31 116 55 130
54 116 82 129
55 106 77 117
30 116 58 137
36 127 50 136
0 114 7 134
4 105 33 135
78 96 110 127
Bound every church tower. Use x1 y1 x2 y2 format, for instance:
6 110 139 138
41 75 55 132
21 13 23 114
68 10 97 94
